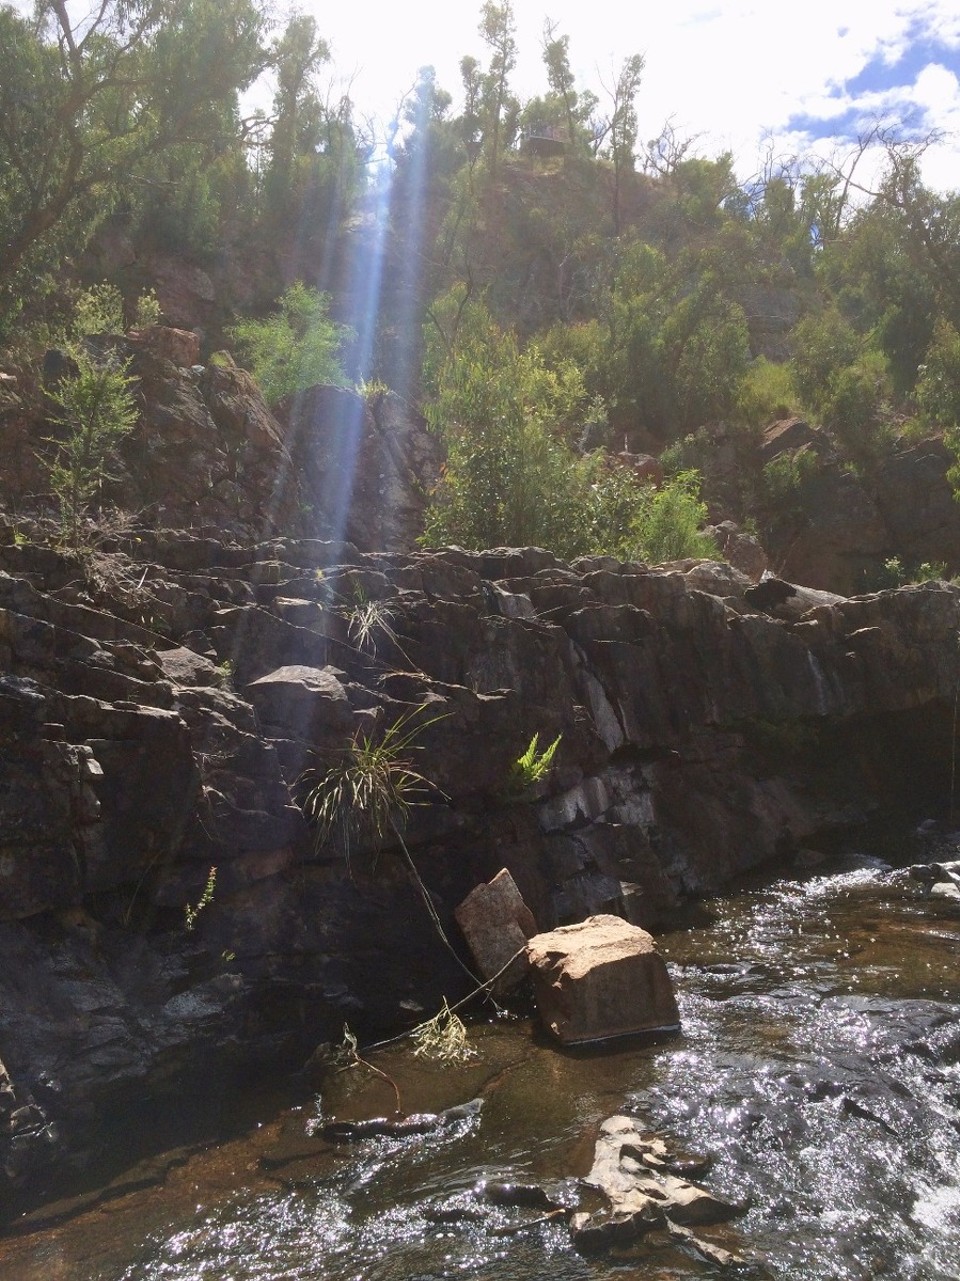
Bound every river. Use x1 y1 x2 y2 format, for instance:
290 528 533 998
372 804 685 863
2 849 959 1280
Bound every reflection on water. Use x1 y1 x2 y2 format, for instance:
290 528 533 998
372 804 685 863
2 855 960 1281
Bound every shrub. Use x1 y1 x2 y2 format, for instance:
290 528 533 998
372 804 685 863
43 345 138 546
74 282 126 336
299 710 437 867
918 320 960 427
628 469 718 563
422 294 590 555
227 282 353 404
735 357 797 427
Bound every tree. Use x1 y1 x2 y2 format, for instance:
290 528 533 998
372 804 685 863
477 1 518 181
0 0 267 330
598 54 645 235
227 282 353 405
262 14 331 221
41 285 140 545
519 21 597 152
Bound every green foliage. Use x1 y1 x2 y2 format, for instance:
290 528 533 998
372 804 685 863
74 284 126 337
227 283 352 404
918 321 960 428
69 282 161 338
299 709 441 867
790 309 893 462
44 344 139 546
422 293 719 562
735 358 797 427
509 732 561 795
589 241 751 440
215 658 235 690
184 866 217 932
0 0 267 332
758 448 821 522
600 53 645 234
134 290 163 329
877 557 950 588
260 13 368 235
356 377 391 402
422 292 590 554
630 470 718 563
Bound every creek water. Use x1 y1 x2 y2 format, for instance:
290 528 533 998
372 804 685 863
2 851 960 1281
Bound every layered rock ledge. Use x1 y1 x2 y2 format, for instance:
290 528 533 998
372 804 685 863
2 533 959 1201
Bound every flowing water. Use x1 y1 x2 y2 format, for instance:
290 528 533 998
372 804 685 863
3 851 960 1281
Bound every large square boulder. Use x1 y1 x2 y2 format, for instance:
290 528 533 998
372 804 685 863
526 914 679 1043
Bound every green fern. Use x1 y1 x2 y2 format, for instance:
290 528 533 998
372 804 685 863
509 733 561 794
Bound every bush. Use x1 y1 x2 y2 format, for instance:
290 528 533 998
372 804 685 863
44 347 138 545
735 357 797 427
629 469 718 563
74 283 125 336
227 282 353 404
422 294 719 563
422 293 589 554
918 320 960 427
791 308 893 464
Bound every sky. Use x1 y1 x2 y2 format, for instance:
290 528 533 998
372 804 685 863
303 0 960 189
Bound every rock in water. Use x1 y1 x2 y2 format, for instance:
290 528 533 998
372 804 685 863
526 914 679 1044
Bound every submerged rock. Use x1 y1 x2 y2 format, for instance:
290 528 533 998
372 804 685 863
320 1097 482 1143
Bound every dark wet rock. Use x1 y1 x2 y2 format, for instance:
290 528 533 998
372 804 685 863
245 664 354 740
665 1219 749 1269
570 1205 664 1249
320 1097 482 1143
480 1180 561 1209
904 859 960 901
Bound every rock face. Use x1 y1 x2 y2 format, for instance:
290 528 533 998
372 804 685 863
0 334 439 550
686 417 960 595
1 532 960 1200
527 915 679 1043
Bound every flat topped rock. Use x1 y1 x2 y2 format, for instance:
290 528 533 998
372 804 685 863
245 664 353 735
526 914 680 1044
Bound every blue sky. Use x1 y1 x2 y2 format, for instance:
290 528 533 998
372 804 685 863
301 0 960 189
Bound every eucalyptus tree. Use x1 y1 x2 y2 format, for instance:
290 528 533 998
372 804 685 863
477 1 518 181
0 0 267 330
598 54 645 234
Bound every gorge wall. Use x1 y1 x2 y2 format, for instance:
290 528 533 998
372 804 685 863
2 528 959 1203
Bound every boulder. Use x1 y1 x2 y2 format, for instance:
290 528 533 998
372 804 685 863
131 325 201 368
245 664 354 738
705 521 768 582
454 868 538 991
526 914 679 1043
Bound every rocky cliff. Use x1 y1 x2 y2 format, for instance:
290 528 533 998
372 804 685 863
2 529 959 1203
0 329 440 552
